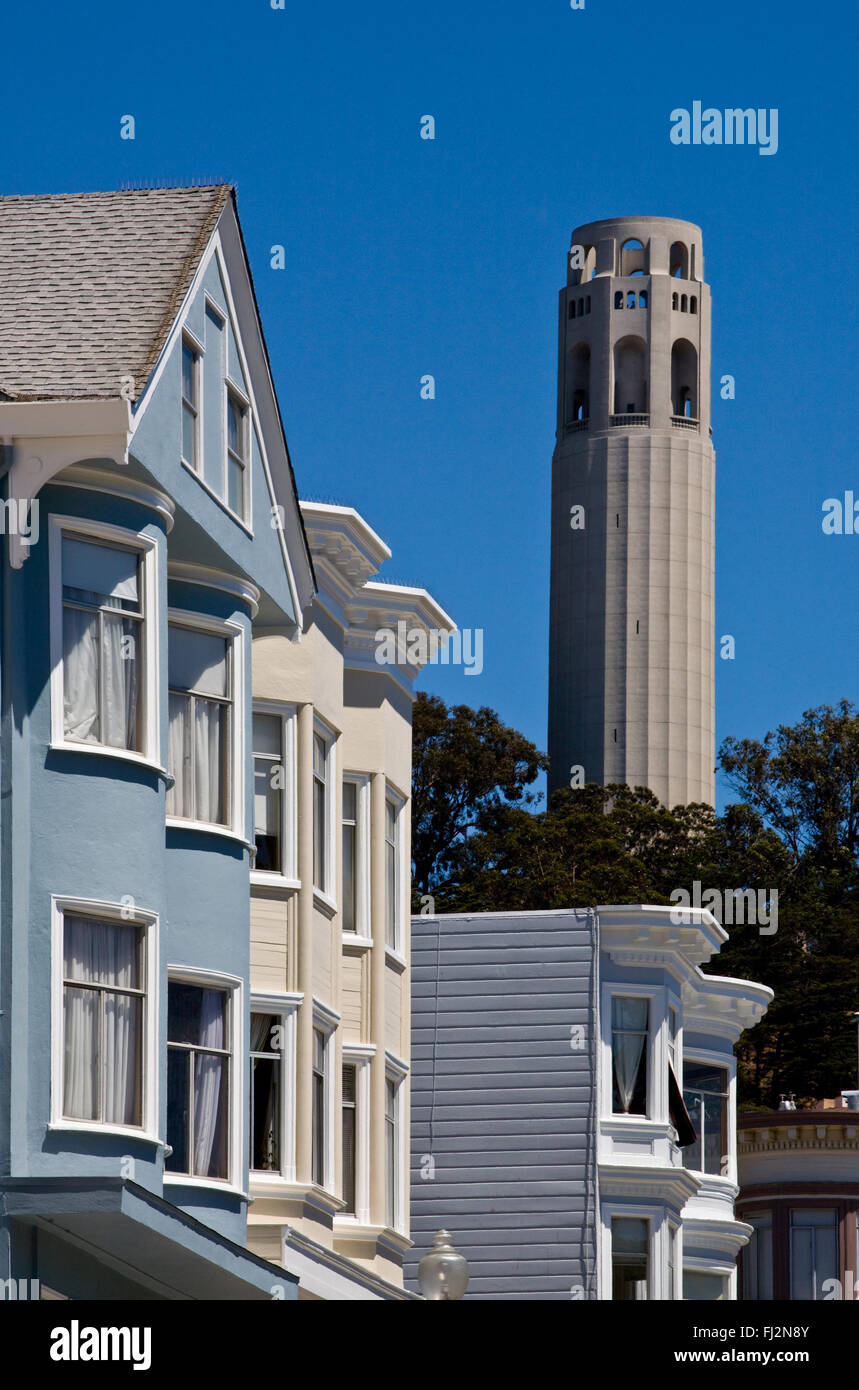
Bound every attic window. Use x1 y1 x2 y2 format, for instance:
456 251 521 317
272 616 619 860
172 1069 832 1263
181 338 200 472
226 388 248 521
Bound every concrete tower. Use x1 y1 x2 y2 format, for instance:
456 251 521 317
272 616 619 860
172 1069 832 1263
548 216 715 808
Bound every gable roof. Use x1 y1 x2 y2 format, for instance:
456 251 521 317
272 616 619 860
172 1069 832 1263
0 185 230 401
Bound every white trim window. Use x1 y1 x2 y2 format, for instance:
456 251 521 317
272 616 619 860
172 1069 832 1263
611 995 649 1116
166 615 243 833
341 774 370 935
611 1215 650 1300
338 1048 372 1224
682 1060 729 1176
312 724 336 899
342 1061 358 1214
252 705 297 880
384 788 405 953
248 994 299 1182
311 1017 335 1190
51 897 158 1141
249 1011 282 1174
226 385 249 522
165 972 240 1185
50 518 159 764
181 335 201 472
384 1058 407 1232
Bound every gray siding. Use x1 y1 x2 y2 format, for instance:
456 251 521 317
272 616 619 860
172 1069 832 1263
405 910 599 1300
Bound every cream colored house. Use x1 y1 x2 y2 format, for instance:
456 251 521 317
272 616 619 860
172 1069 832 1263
245 502 452 1298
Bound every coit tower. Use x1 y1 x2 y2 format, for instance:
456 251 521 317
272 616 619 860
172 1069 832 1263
547 217 715 808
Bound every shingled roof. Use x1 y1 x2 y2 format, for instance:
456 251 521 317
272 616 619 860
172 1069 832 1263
0 185 231 401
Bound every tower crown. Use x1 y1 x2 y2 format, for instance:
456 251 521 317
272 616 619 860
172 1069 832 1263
561 215 709 439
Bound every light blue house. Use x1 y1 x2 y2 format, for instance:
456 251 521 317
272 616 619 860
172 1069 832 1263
0 185 321 1298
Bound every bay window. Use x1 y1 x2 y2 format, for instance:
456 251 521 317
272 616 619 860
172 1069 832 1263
167 622 236 829
166 979 233 1182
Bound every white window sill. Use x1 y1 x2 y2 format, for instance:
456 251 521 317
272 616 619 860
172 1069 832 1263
163 1174 250 1202
313 888 338 917
180 458 253 537
343 933 374 951
385 946 407 971
251 871 301 890
166 817 254 851
48 1120 163 1146
50 741 168 781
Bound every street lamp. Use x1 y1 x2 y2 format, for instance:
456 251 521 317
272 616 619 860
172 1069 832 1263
417 1230 469 1301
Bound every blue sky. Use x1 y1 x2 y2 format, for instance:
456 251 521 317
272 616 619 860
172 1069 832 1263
4 0 855 810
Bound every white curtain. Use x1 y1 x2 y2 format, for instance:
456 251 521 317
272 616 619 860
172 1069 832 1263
63 916 140 1125
166 693 190 818
63 597 138 748
612 997 648 1113
195 700 224 824
193 989 226 1178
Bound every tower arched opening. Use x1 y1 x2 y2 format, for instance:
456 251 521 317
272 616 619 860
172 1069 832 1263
566 342 591 423
613 336 647 414
669 241 689 279
671 338 698 418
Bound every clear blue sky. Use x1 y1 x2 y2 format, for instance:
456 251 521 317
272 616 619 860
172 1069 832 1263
5 0 855 810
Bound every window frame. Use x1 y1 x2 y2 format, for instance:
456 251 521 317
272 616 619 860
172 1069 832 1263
251 702 298 886
166 609 245 842
338 1046 373 1225
601 1202 677 1301
49 895 160 1144
600 983 668 1125
341 773 371 940
310 1005 338 1194
224 380 250 525
384 784 406 960
49 516 161 771
163 964 244 1195
180 330 203 473
312 720 337 908
248 992 300 1183
384 1053 408 1234
682 1046 737 1182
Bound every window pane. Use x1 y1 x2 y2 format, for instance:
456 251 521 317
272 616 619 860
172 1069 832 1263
612 1217 648 1301
228 456 244 517
165 1048 190 1173
312 1032 325 1188
64 917 141 989
612 997 648 1115
166 691 192 818
253 713 281 757
313 733 326 778
101 611 140 750
194 698 228 825
342 1063 356 1215
251 1055 280 1172
342 821 356 932
254 757 281 872
169 627 228 697
227 395 242 455
63 606 99 743
342 780 357 821
313 776 326 888
104 992 142 1126
193 1051 228 1178
250 1013 279 1053
63 985 99 1120
385 1078 396 1228
182 402 196 466
62 538 139 605
168 982 227 1047
181 342 196 403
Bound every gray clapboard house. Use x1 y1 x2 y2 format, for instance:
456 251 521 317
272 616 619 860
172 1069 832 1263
406 905 771 1301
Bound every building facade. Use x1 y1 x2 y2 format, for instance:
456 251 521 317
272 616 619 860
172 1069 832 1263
245 502 452 1292
548 217 715 808
406 904 770 1300
0 184 443 1301
738 1098 859 1301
